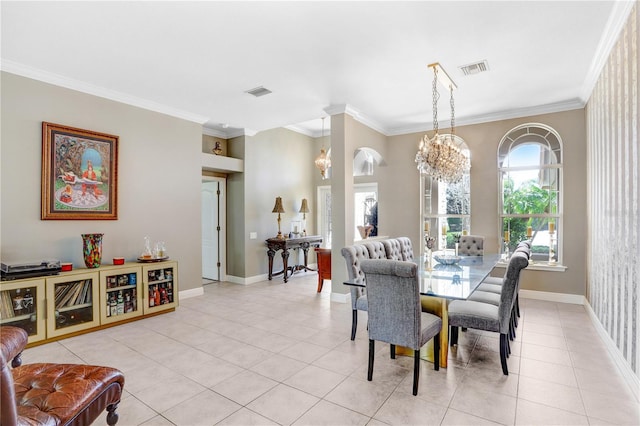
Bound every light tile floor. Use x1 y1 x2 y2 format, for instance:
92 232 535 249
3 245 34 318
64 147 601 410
21 272 640 425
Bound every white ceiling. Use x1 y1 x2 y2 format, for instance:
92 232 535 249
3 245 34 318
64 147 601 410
1 1 634 138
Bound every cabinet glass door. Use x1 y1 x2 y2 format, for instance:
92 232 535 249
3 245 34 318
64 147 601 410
100 267 142 324
0 279 46 343
46 272 99 338
142 262 178 314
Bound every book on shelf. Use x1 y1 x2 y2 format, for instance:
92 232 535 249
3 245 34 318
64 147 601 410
56 281 85 308
76 280 92 305
1 291 15 319
55 283 74 308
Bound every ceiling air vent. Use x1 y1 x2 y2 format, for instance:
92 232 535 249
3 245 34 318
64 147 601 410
459 60 489 76
245 86 272 97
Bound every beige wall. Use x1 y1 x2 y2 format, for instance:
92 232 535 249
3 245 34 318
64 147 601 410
225 127 318 280
379 108 587 296
1 72 203 292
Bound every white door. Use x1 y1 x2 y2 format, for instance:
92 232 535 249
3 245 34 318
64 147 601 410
202 179 225 280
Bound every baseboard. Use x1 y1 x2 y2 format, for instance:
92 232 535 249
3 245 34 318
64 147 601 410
331 291 350 304
225 274 270 285
520 289 585 305
179 287 204 299
584 301 640 401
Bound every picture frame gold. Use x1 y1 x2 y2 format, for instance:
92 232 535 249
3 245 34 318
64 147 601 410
41 122 118 220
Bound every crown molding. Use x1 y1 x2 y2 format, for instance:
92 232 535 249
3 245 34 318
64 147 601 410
1 59 210 124
202 126 229 138
284 124 314 137
324 104 388 136
580 0 635 102
386 98 585 136
222 128 257 138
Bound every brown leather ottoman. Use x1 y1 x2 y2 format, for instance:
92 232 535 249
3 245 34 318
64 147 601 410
1 326 125 426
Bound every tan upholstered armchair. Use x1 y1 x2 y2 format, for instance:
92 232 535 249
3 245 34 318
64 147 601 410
1 326 125 426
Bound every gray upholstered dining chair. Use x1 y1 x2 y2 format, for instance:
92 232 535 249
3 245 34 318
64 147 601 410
381 238 403 260
448 250 529 375
396 237 415 261
458 235 484 256
363 241 387 260
467 241 530 341
380 237 415 261
361 259 442 396
476 240 531 323
341 245 370 340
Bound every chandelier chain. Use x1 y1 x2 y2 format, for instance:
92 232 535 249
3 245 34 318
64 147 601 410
415 63 469 184
450 84 455 138
432 66 439 135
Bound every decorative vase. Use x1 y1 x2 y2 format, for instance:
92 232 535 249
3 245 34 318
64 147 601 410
82 233 104 268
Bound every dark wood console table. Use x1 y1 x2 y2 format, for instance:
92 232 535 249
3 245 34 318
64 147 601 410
266 235 323 282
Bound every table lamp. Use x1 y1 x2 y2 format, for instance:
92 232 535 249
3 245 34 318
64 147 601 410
299 198 310 235
272 197 285 239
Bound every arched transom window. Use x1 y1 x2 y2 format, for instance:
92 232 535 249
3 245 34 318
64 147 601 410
498 123 562 263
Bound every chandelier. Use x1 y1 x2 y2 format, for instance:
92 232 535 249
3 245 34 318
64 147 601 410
415 63 469 183
314 116 331 179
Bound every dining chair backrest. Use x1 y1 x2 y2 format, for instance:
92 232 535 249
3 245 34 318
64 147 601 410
458 235 484 256
381 239 402 260
363 241 386 260
360 259 421 349
498 251 529 332
396 237 415 261
340 244 369 283
514 240 531 259
341 244 370 315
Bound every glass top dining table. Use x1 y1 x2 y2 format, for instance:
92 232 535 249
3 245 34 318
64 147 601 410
343 253 502 369
344 253 502 301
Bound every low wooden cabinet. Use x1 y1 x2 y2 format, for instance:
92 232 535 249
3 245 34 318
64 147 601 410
0 260 178 346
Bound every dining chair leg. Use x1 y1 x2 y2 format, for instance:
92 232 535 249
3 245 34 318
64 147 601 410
433 333 440 371
413 351 420 396
368 339 375 381
351 310 358 340
509 315 515 341
500 333 509 375
390 344 396 359
450 326 459 347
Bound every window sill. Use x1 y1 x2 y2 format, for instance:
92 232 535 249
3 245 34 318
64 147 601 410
495 260 567 272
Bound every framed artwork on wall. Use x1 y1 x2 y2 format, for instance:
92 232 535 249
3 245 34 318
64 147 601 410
41 122 119 220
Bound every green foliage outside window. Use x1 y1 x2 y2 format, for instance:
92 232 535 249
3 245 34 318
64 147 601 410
503 177 558 251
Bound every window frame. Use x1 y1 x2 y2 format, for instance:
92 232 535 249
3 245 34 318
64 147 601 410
419 134 471 253
497 123 564 265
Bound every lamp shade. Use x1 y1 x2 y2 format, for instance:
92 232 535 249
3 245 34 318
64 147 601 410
272 197 285 213
299 198 310 214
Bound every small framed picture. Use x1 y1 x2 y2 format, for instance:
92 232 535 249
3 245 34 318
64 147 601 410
41 122 118 220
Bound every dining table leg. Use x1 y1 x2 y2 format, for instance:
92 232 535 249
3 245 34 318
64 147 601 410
395 295 448 368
